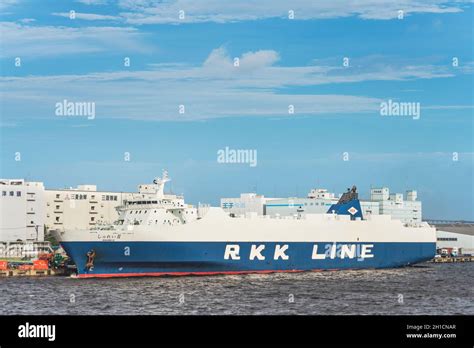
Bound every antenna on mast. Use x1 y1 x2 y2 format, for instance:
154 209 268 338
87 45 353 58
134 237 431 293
153 169 171 198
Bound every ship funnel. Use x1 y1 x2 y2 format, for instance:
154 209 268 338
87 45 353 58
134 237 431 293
326 185 363 220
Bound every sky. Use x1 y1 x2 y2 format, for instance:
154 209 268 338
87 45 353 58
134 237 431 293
0 0 473 220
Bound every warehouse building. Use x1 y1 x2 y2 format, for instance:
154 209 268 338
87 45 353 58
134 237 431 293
44 185 135 231
221 193 281 216
436 230 474 255
0 179 46 242
370 188 421 223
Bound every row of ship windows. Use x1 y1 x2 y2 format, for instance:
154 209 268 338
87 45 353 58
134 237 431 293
129 210 193 215
224 202 332 208
127 201 184 206
131 219 181 225
128 201 159 205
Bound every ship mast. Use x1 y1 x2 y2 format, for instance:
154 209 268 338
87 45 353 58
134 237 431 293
152 170 170 198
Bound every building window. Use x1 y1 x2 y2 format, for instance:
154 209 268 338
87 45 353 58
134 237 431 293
16 191 21 197
9 191 14 196
56 205 60 210
55 217 60 222
2 191 6 196
56 194 60 199
91 206 95 210
91 217 95 221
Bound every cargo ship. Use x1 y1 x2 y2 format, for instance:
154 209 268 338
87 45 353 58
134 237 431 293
53 172 436 278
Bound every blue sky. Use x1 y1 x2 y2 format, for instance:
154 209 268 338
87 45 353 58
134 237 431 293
0 0 473 219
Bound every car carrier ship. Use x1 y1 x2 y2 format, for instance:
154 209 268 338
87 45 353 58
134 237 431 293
53 172 436 278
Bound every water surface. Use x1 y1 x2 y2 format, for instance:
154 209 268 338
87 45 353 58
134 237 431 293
1 263 472 315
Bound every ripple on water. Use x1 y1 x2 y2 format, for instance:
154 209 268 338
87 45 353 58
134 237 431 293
0 263 472 315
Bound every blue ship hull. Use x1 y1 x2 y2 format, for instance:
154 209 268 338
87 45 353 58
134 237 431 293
61 241 436 278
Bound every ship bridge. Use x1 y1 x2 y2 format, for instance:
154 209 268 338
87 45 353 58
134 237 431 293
111 171 200 228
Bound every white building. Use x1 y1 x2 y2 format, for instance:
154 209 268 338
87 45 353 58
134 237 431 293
0 179 46 242
436 230 474 256
45 185 135 232
220 193 280 216
371 188 421 223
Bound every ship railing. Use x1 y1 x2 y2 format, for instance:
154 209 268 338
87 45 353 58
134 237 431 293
404 221 428 228
97 225 116 231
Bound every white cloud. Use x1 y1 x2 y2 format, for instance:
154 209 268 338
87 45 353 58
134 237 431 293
117 0 469 24
240 50 280 70
0 0 19 11
52 12 120 21
19 18 36 23
76 0 109 5
0 22 151 57
203 47 280 73
0 48 466 121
